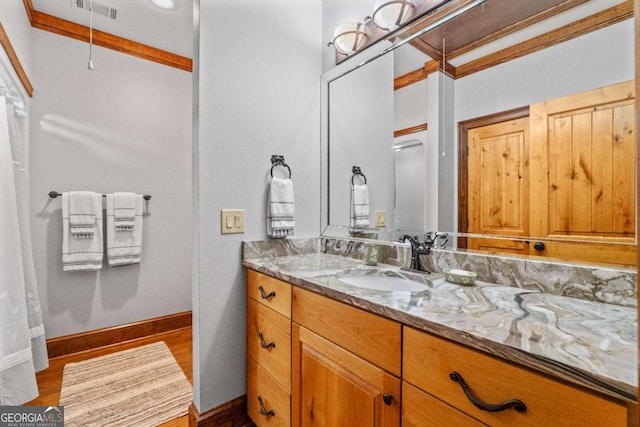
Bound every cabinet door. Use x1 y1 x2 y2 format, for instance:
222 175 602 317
292 324 400 427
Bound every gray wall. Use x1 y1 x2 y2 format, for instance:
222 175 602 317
29 29 192 338
194 0 322 412
455 20 635 122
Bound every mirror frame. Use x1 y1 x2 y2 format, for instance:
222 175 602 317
321 0 637 262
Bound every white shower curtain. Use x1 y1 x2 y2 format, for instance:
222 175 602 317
0 96 48 405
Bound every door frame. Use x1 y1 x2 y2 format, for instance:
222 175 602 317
457 106 530 248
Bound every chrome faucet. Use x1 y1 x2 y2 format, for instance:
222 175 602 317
399 235 431 272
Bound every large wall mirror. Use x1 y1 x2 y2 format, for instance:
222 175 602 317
322 0 636 268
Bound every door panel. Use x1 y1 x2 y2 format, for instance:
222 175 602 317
530 81 636 267
467 117 529 254
301 347 376 426
465 81 636 267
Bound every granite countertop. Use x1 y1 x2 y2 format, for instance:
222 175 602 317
242 253 638 403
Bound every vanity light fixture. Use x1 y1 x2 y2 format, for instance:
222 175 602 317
371 0 415 31
149 0 177 10
328 21 370 56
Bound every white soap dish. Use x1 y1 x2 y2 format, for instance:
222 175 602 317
443 268 477 286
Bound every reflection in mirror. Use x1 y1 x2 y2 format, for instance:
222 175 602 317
393 139 425 231
324 0 636 268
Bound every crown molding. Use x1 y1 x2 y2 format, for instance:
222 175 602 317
23 0 192 72
0 22 33 96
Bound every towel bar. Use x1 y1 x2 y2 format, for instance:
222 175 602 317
48 191 152 201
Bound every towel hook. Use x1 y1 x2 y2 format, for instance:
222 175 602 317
270 155 292 178
351 166 367 185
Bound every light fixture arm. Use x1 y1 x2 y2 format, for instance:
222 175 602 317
88 0 94 70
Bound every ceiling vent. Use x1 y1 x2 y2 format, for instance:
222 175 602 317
71 0 119 20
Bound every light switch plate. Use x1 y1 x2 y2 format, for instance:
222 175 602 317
221 209 245 234
375 210 386 227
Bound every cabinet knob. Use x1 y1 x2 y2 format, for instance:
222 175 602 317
533 241 546 251
450 371 526 413
382 393 393 405
257 396 275 417
258 285 276 300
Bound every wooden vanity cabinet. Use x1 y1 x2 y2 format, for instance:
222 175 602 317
403 327 629 427
246 269 292 426
402 381 487 427
291 287 402 426
246 270 631 427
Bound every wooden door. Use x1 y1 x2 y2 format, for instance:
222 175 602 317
292 324 400 427
467 117 530 255
530 81 636 267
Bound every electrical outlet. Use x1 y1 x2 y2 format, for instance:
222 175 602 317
221 209 245 234
374 210 386 227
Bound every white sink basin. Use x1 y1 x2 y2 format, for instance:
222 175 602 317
335 269 429 293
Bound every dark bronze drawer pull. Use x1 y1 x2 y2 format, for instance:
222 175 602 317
383 393 393 405
258 285 276 300
258 332 276 349
257 395 275 417
450 371 526 413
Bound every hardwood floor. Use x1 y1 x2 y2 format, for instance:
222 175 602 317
26 327 193 427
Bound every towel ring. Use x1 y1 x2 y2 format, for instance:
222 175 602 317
270 155 292 178
351 166 367 185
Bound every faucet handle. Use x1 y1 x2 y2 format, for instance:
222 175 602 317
436 232 449 249
423 232 436 245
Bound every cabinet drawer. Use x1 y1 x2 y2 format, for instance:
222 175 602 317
403 327 628 427
247 298 291 391
247 356 291 427
247 269 292 318
292 287 401 376
402 381 486 427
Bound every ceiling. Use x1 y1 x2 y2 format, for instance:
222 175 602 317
31 0 193 58
27 0 628 73
389 0 629 75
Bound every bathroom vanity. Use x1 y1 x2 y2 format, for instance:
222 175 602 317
243 238 637 427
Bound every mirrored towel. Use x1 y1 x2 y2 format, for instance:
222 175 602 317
351 184 370 229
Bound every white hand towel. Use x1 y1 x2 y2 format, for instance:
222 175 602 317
62 192 103 271
113 192 137 231
267 177 294 238
68 191 97 238
351 184 370 229
106 194 143 266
